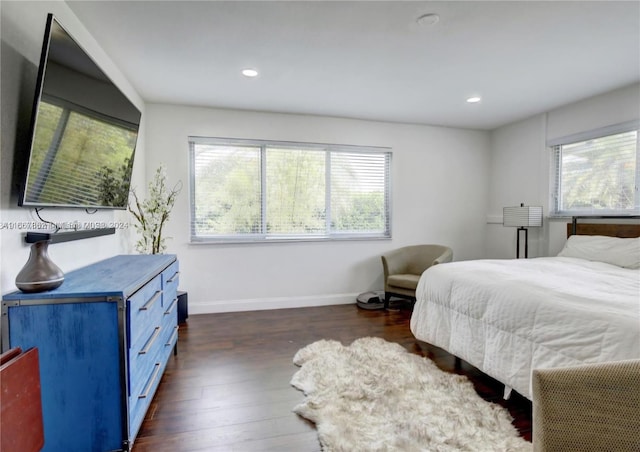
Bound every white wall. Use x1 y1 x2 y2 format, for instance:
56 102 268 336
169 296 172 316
486 83 640 258
0 1 145 295
145 104 490 313
486 114 547 258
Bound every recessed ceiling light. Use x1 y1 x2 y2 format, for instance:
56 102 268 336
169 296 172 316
466 96 482 103
242 68 259 77
416 13 440 27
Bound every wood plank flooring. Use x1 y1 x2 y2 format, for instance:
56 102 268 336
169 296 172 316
132 303 532 451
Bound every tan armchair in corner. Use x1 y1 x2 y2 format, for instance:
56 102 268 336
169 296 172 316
381 244 453 309
532 359 640 452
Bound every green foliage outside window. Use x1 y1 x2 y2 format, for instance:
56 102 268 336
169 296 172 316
332 192 386 232
190 139 391 241
556 130 638 214
265 148 325 234
193 146 262 234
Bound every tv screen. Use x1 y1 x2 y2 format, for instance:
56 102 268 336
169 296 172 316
19 14 141 210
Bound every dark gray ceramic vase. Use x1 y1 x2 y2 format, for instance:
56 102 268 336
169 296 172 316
16 240 65 293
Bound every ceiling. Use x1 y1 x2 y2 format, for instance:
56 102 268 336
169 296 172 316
66 1 640 130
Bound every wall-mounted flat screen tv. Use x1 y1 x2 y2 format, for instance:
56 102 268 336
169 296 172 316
19 13 141 209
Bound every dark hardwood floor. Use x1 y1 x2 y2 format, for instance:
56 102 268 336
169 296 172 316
132 303 532 451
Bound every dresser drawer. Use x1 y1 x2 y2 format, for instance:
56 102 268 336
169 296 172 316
162 294 179 324
160 292 179 361
162 261 180 305
129 324 164 397
128 275 163 347
160 324 179 360
161 298 178 356
128 359 164 439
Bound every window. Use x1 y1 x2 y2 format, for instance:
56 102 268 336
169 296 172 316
550 122 639 216
189 137 391 242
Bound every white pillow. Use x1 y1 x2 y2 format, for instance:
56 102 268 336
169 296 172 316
557 235 640 269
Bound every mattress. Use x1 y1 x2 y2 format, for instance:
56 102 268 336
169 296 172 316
410 256 640 400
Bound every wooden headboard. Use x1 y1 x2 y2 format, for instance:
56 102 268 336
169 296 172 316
567 216 640 238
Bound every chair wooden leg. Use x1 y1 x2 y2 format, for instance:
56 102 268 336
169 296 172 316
384 292 391 310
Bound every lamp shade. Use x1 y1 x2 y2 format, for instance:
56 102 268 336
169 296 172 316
503 204 543 227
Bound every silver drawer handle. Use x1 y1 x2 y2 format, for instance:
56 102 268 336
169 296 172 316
139 290 162 311
138 327 161 355
166 271 180 283
164 297 178 315
165 326 179 346
138 363 161 399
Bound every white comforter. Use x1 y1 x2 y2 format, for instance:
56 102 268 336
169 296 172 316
410 257 640 400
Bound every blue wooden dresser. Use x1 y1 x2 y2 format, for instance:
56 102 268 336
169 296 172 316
1 254 179 452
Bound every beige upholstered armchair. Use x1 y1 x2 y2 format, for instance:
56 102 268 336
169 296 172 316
381 244 453 309
532 359 640 452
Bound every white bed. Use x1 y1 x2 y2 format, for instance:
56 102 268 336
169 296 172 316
410 231 640 401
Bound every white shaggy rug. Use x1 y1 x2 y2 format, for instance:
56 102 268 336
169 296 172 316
291 337 532 452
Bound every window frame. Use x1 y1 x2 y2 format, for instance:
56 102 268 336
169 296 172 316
188 136 392 244
549 121 640 217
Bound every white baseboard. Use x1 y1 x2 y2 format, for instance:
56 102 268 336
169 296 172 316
189 293 359 314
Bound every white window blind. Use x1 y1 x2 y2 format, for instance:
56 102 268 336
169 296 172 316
330 151 390 234
551 124 639 216
189 137 391 242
